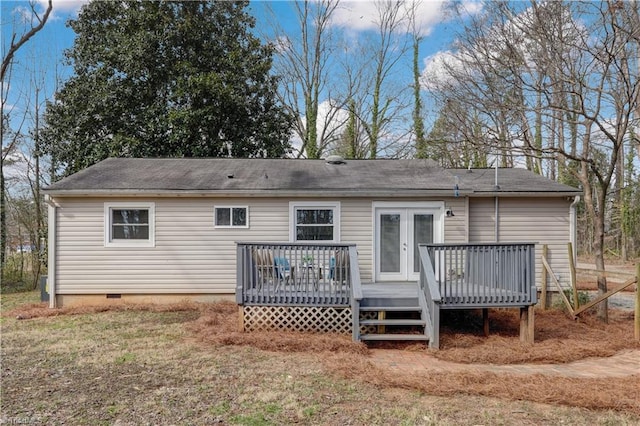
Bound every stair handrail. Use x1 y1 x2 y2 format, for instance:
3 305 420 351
418 245 442 349
348 245 363 341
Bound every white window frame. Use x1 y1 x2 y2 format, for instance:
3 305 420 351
289 201 340 242
213 206 249 229
104 202 155 247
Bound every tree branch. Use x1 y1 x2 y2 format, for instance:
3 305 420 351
1 0 53 83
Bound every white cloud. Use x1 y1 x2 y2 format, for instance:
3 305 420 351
290 99 349 158
36 0 89 20
457 0 483 17
420 50 465 90
330 0 447 37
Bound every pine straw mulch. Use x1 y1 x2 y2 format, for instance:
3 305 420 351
4 300 202 320
6 300 640 415
3 301 367 355
328 352 640 415
432 307 639 364
6 300 638 362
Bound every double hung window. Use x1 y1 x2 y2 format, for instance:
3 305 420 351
289 202 340 242
104 202 155 247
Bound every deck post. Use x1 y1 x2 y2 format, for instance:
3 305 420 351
540 245 548 310
482 308 489 337
238 306 245 332
378 311 386 334
236 244 244 304
519 305 535 344
635 263 639 341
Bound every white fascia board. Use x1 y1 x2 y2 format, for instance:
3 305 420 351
41 189 474 198
469 191 582 198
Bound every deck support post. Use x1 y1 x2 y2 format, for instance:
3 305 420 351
238 306 245 332
378 310 386 334
482 308 489 337
635 263 639 341
519 305 535 344
540 245 549 310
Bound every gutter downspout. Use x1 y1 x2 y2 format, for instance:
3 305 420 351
494 197 500 242
494 160 500 243
569 195 580 265
45 195 57 308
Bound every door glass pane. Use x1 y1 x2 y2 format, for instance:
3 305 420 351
413 214 434 273
380 214 401 273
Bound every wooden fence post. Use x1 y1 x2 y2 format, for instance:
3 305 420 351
541 245 548 310
568 242 578 309
635 263 639 341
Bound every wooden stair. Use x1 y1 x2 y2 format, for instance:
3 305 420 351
357 283 430 342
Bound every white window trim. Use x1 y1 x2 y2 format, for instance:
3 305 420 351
289 201 340 242
213 205 249 229
104 202 155 247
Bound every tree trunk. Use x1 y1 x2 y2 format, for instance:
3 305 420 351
579 150 608 322
593 201 609 323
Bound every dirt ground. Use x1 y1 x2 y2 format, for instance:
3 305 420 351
2 283 639 425
575 257 639 291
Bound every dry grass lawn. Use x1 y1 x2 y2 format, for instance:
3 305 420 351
2 290 639 425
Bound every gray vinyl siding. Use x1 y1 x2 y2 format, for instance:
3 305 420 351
468 197 572 287
341 199 374 282
55 197 289 294
443 197 467 243
498 198 572 287
54 194 563 295
54 197 380 294
469 198 497 242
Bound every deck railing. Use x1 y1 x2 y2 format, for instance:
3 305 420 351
418 245 442 349
424 243 537 308
236 242 356 306
349 246 363 341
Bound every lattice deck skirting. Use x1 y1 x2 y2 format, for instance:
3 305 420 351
242 306 352 334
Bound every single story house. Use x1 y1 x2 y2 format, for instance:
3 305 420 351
43 157 581 346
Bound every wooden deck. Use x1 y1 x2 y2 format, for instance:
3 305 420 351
361 281 533 308
236 242 537 349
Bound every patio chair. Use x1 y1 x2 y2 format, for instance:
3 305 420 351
274 256 294 288
329 250 350 285
252 248 275 290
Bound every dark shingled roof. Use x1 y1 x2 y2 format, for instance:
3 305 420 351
44 158 581 197
449 168 581 194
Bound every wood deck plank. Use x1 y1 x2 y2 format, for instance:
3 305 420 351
360 334 429 341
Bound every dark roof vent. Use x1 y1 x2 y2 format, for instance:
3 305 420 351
326 155 346 165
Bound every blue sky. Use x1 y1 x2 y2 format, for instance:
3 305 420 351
1 0 476 115
2 0 483 165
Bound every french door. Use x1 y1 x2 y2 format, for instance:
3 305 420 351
375 206 442 281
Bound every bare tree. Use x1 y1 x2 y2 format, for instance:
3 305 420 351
1 0 52 268
408 1 427 158
425 100 490 168
269 0 345 159
362 0 411 158
431 1 640 321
